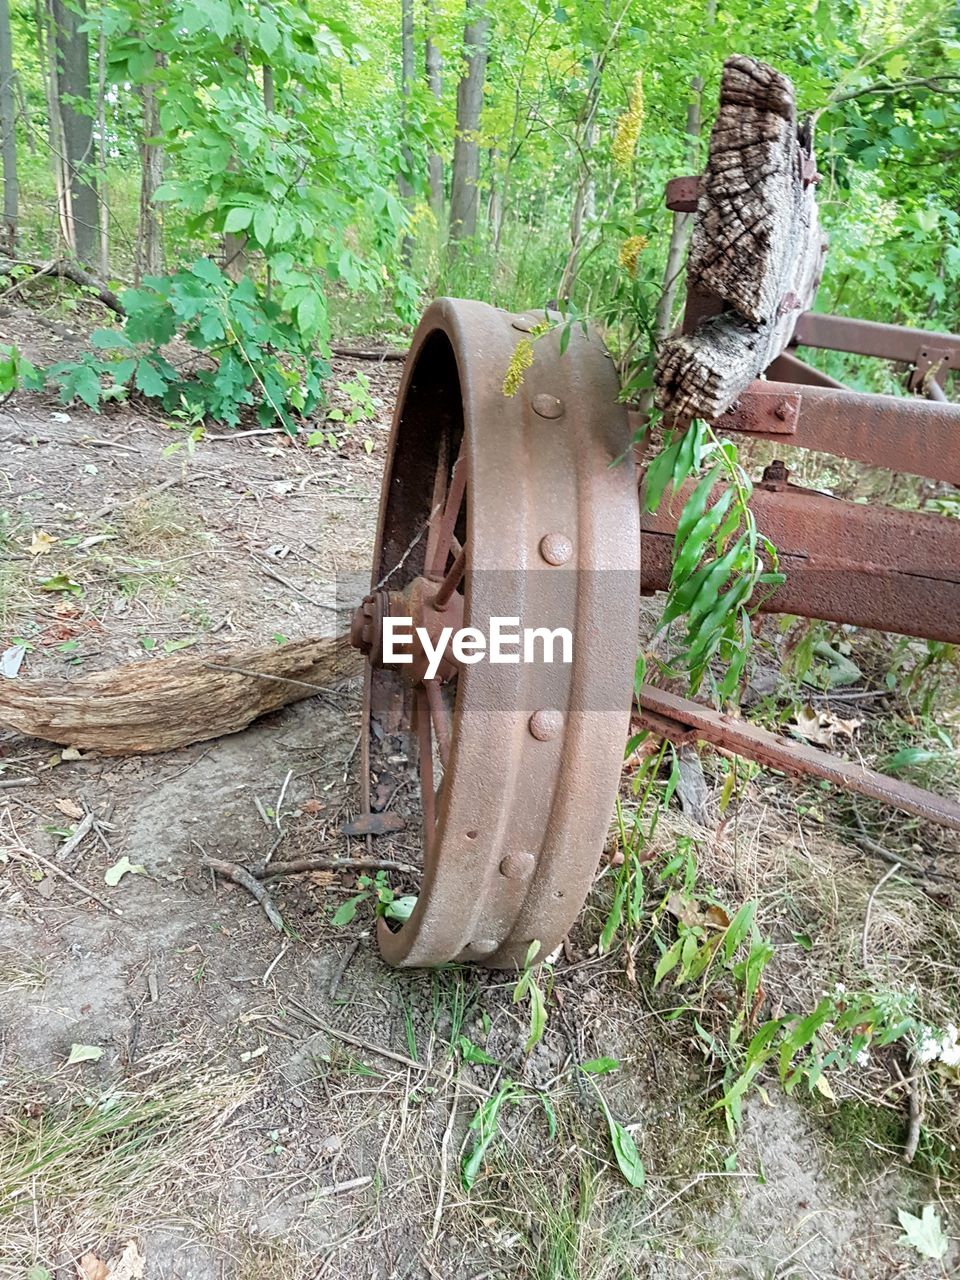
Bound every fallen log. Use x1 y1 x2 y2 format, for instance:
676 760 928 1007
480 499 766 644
0 256 125 315
0 634 363 754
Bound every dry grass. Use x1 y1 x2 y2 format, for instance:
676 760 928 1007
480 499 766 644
0 1063 256 1279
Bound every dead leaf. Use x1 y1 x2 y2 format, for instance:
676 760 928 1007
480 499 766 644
665 893 730 930
789 705 861 747
107 1240 145 1280
54 798 85 820
29 529 57 556
301 799 326 815
0 644 26 678
77 1252 108 1280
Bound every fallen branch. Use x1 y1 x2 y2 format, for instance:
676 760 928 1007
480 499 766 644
251 856 421 880
331 345 407 362
6 845 121 916
204 857 284 931
0 256 125 315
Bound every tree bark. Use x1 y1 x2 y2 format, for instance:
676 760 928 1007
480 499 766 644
655 56 825 422
49 0 99 265
0 635 362 754
135 51 165 283
448 0 489 249
425 0 443 216
0 0 17 254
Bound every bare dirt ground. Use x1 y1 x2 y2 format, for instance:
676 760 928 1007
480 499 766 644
1 305 958 1280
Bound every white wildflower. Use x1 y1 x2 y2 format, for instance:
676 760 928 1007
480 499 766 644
917 1030 941 1065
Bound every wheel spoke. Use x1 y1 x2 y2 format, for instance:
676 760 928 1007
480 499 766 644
424 678 452 768
427 447 466 579
433 546 466 611
423 430 450 574
416 686 437 842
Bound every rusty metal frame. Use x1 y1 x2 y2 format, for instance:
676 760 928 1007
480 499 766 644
720 380 960 485
636 686 960 833
640 476 960 644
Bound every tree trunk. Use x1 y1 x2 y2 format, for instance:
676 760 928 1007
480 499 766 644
448 0 489 249
96 20 108 278
38 0 70 248
50 0 99 265
425 0 443 216
0 0 18 254
135 51 164 283
398 0 415 265
262 64 274 113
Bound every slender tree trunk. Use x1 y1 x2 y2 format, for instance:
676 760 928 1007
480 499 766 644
14 73 35 154
50 0 99 265
398 0 415 265
0 0 18 254
96 20 108 278
262 64 274 113
38 0 70 248
558 57 603 300
425 0 443 217
136 51 164 283
486 147 502 244
448 0 489 250
637 0 716 419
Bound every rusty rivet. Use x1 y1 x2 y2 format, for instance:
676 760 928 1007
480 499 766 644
499 851 536 880
469 938 499 957
532 393 564 419
774 399 790 422
511 315 536 333
529 707 563 740
539 533 573 566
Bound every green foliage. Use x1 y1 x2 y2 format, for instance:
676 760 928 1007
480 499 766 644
44 260 329 432
640 416 784 697
0 344 41 398
512 939 550 1054
642 839 934 1139
329 870 416 927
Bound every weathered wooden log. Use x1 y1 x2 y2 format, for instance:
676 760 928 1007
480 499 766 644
0 634 363 754
655 55 825 422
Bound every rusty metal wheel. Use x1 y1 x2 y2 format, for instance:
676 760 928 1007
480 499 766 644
351 298 640 968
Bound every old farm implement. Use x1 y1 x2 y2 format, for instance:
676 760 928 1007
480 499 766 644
348 56 960 968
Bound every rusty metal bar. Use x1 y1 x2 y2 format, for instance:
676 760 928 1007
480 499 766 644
640 479 960 644
792 311 960 370
636 684 960 833
718 380 960 485
665 174 702 212
765 351 847 390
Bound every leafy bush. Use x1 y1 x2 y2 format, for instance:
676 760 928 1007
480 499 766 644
43 259 329 433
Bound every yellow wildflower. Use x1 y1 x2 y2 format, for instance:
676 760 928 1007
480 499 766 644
619 234 649 277
502 338 534 397
612 71 645 170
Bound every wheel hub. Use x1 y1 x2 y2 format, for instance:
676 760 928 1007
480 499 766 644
349 575 464 685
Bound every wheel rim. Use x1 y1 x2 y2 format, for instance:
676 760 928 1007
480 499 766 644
354 298 640 968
